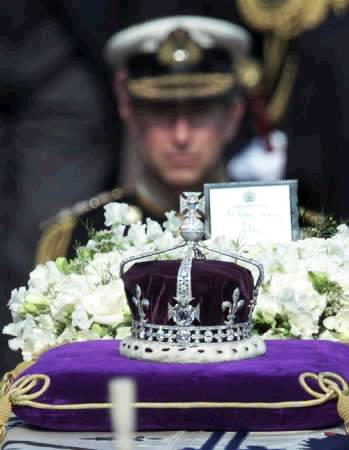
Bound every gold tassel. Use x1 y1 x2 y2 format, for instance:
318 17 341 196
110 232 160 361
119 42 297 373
0 360 36 442
337 393 349 434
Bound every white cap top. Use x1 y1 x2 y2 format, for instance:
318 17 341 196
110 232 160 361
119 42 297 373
105 15 251 67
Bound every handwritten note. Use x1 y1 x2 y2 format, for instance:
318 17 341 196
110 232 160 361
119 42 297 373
207 184 296 244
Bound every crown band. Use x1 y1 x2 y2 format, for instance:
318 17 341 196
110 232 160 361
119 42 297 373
132 320 253 346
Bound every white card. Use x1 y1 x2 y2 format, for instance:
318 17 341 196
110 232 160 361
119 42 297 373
205 181 299 244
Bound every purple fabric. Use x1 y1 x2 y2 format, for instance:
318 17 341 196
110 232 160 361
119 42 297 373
123 260 254 325
13 339 349 432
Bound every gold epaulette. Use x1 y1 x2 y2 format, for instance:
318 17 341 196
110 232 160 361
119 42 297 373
237 0 349 124
237 0 349 39
35 188 124 265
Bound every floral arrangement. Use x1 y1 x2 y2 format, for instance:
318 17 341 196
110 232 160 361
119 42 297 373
3 203 349 361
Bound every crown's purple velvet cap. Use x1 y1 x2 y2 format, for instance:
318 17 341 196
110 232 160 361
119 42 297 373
122 259 254 325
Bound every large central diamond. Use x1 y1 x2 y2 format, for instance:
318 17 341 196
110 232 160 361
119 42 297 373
168 303 200 326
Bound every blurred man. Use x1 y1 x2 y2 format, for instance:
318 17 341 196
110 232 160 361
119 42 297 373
36 15 252 262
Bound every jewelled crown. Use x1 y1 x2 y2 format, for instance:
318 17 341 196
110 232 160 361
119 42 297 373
120 193 265 363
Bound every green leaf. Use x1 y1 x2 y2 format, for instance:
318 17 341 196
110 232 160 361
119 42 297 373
56 257 69 274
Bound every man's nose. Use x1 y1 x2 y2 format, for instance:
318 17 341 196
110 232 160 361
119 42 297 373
172 117 192 147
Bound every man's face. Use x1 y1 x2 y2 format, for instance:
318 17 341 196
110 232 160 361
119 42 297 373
127 99 241 189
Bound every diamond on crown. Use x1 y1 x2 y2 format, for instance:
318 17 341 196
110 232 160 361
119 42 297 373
222 287 245 325
168 243 200 328
132 284 149 325
132 321 252 345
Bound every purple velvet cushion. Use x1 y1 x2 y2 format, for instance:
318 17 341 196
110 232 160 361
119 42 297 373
13 339 349 432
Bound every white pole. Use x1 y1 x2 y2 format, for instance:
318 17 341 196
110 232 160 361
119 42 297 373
109 378 136 450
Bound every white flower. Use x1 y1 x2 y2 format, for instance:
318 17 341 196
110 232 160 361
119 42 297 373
50 274 93 321
5 202 349 360
111 224 126 241
288 311 318 338
336 224 349 235
83 279 128 326
319 329 339 341
104 202 131 227
127 222 147 246
7 287 27 319
323 309 349 339
163 211 182 234
146 218 163 241
154 230 183 252
254 291 283 322
116 326 131 339
84 251 122 284
72 305 93 331
28 261 63 292
4 317 56 360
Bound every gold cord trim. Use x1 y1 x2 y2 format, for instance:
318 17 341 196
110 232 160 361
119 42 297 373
128 73 235 100
266 54 298 124
0 360 36 442
1 371 348 441
263 35 288 90
237 0 349 39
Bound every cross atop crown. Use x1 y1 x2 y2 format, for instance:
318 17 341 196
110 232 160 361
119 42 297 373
179 192 205 243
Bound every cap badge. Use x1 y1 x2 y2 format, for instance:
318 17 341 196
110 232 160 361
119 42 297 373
157 28 202 66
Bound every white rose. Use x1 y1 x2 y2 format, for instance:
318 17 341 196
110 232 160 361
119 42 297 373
83 279 129 326
84 251 122 284
50 274 93 320
272 273 326 318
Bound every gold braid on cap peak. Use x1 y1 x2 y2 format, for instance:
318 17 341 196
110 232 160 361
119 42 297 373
127 73 235 100
237 0 349 39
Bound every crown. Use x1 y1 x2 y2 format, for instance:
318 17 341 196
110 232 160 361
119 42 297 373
120 192 265 363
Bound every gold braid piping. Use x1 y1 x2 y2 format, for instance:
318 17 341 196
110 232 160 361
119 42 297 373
237 0 349 39
263 34 288 89
128 73 235 100
266 54 298 124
